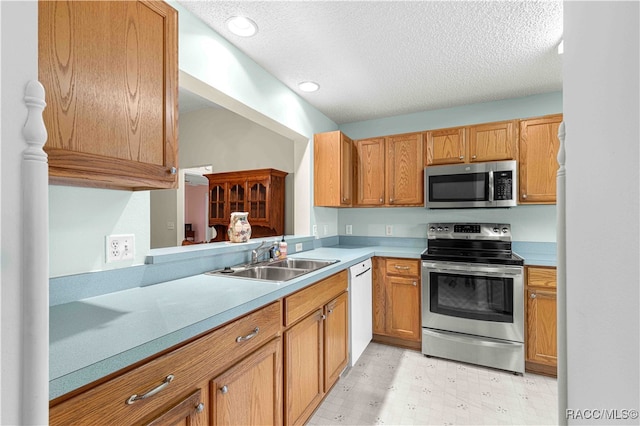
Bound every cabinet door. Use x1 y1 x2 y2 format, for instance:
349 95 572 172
314 131 353 207
284 310 324 426
519 114 563 204
468 120 517 162
386 133 424 205
39 0 178 190
324 292 349 391
354 138 386 206
209 182 228 226
228 181 246 215
143 389 205 426
526 289 557 367
372 258 387 335
247 177 270 225
385 276 421 341
210 338 282 426
340 134 354 206
425 127 466 165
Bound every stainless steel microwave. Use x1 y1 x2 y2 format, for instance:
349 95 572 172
425 160 517 209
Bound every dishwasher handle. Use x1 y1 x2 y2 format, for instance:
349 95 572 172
354 267 372 278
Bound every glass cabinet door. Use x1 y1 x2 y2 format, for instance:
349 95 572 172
247 180 269 223
209 183 226 225
229 182 246 214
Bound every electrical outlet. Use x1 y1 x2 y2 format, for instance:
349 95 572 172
295 243 303 252
323 225 329 235
386 225 393 236
167 221 175 230
312 225 318 236
106 234 135 263
346 224 353 235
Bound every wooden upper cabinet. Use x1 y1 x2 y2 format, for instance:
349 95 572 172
519 114 563 204
39 0 178 190
354 138 386 206
425 127 466 165
314 131 353 207
468 120 518 162
386 133 424 205
354 133 423 206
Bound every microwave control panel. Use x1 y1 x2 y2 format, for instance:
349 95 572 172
494 171 513 200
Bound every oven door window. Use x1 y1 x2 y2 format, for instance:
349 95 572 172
429 272 513 323
428 172 488 202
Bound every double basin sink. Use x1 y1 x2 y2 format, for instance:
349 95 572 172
207 258 339 282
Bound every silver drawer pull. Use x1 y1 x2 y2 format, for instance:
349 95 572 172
394 265 410 270
196 402 205 413
220 385 229 394
126 374 174 405
236 327 259 343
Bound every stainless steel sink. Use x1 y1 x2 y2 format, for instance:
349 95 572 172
228 266 308 281
268 258 338 270
206 258 339 282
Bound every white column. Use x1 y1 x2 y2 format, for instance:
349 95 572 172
556 121 567 425
22 80 49 425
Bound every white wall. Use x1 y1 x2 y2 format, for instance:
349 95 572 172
564 2 639 423
179 107 294 173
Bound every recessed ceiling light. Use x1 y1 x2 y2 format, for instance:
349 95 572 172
298 81 320 92
226 16 258 37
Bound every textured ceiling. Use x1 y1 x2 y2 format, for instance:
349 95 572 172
178 1 563 124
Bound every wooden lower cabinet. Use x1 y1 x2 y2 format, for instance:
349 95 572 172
283 270 349 426
210 338 282 425
284 309 325 426
324 291 349 390
50 272 351 426
525 266 558 377
373 257 421 348
145 389 205 426
50 302 282 425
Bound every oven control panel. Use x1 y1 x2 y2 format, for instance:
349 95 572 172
428 223 511 240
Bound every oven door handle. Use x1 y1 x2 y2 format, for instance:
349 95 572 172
422 262 522 276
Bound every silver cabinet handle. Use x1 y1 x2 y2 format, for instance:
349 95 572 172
220 385 228 394
472 155 477 159
236 327 259 343
379 197 383 203
530 293 537 299
127 374 174 405
321 314 327 320
196 403 205 413
459 155 464 160
169 167 177 175
412 281 417 286
394 265 410 270
522 194 528 199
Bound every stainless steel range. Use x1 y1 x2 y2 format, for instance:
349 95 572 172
421 223 525 374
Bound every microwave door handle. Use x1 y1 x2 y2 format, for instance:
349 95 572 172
488 170 494 202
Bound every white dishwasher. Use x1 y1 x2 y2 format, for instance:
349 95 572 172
348 258 373 367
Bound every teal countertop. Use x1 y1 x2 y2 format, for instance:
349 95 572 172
49 245 422 400
49 239 555 400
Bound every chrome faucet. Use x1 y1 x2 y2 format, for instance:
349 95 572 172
251 241 277 264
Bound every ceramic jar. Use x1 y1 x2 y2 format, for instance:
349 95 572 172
228 212 251 243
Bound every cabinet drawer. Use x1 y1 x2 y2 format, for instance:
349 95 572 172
284 270 348 326
51 301 282 425
527 266 557 289
385 258 420 277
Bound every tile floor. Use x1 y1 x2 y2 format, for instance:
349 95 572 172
307 342 557 425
